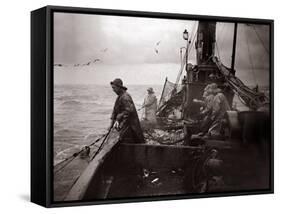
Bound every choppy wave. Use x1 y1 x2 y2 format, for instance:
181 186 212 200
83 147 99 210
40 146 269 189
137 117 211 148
83 133 102 144
60 99 104 106
55 128 83 137
82 100 103 105
61 100 82 106
54 145 84 163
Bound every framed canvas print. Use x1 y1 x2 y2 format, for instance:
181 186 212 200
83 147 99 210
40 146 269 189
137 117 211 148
31 5 274 207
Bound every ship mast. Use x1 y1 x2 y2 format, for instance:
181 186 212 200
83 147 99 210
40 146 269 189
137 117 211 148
231 22 238 73
196 21 216 66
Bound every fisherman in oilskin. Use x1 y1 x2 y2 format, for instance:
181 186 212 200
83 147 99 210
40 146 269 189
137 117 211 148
141 87 157 124
193 83 230 138
110 78 145 144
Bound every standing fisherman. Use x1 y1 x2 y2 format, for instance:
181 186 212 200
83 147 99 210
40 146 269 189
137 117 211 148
193 83 216 136
141 87 158 125
208 85 231 138
110 78 145 144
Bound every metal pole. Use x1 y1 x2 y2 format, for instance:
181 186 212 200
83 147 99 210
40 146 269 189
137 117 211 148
231 22 238 71
185 39 190 80
185 44 189 85
186 42 189 73
182 41 189 120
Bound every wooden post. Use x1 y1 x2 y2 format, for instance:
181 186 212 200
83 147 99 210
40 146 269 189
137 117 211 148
158 77 168 110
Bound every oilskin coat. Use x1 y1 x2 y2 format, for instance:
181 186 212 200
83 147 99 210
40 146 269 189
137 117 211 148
199 94 215 133
111 90 145 144
201 94 215 116
208 92 230 136
143 94 157 124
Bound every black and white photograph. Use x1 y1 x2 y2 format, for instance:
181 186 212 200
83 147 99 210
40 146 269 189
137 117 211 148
52 10 272 203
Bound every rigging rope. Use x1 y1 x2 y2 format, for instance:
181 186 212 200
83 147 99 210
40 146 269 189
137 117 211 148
54 132 108 174
216 23 232 64
213 56 269 110
188 22 198 53
215 42 221 60
174 23 198 86
251 25 269 55
174 48 186 86
188 28 198 55
90 126 115 161
216 23 226 50
245 26 257 85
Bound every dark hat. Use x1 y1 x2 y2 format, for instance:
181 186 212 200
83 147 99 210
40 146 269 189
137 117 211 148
110 78 127 90
147 87 154 93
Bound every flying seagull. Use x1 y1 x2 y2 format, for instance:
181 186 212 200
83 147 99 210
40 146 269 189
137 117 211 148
93 59 101 63
82 62 91 66
54 63 63 67
154 40 161 54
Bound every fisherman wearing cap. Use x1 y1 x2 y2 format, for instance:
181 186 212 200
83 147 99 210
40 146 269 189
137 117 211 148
208 85 231 138
193 83 230 138
110 78 145 144
193 84 216 136
141 87 157 125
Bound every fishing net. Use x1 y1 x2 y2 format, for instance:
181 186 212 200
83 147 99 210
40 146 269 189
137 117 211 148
157 78 183 118
158 79 178 109
144 128 185 146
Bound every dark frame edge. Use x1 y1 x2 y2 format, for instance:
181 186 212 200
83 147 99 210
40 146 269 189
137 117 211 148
45 5 273 24
31 6 49 207
270 20 274 194
46 5 53 208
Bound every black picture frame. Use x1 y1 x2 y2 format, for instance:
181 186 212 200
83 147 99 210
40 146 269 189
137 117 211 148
31 5 274 207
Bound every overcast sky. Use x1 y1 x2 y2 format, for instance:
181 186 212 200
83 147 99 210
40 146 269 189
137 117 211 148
54 12 270 86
